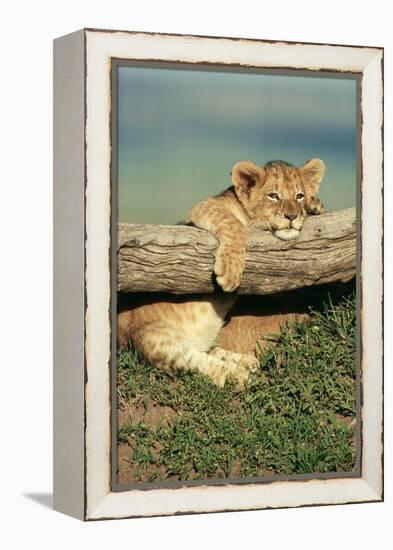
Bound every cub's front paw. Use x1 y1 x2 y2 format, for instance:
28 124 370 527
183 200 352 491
214 246 245 292
307 197 325 215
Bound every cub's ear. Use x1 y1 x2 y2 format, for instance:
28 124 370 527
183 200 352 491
300 158 325 195
231 161 265 197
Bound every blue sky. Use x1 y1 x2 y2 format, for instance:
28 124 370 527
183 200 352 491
117 65 357 224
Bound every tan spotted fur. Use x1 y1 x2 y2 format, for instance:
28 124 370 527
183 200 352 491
118 159 325 387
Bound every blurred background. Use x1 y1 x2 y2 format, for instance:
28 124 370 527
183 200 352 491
117 65 358 224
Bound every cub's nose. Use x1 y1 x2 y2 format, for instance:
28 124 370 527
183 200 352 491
284 212 297 221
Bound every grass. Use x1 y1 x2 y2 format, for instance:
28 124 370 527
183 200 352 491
117 289 357 483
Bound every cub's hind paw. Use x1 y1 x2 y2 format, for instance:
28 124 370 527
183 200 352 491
207 353 259 388
226 354 259 388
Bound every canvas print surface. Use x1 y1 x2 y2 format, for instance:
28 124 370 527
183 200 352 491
114 63 358 487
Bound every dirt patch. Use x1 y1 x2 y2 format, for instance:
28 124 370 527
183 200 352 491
118 402 179 429
335 414 356 429
117 442 170 484
117 402 180 484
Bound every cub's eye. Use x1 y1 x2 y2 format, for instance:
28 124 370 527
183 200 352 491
267 193 280 201
296 193 305 201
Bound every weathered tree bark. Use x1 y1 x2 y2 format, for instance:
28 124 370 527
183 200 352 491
117 207 356 295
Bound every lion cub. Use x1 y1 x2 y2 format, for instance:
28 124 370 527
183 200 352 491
118 159 325 387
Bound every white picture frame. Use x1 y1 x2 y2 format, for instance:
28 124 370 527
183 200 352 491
53 28 383 521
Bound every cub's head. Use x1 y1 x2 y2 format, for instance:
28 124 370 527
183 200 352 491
231 158 325 240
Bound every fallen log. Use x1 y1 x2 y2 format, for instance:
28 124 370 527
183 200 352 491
117 207 356 295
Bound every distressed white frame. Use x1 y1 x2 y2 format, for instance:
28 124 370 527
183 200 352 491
54 29 383 521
